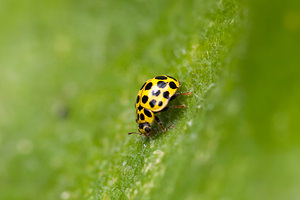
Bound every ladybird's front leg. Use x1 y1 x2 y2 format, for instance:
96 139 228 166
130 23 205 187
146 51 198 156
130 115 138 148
155 116 166 132
146 132 152 137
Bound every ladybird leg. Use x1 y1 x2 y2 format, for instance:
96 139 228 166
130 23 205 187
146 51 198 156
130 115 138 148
155 116 166 132
170 104 187 109
178 92 192 96
161 104 187 112
170 92 192 101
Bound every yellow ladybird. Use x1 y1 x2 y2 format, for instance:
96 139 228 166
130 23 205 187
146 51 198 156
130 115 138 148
128 75 191 137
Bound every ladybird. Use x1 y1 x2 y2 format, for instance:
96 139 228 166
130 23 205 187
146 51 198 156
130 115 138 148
128 75 191 137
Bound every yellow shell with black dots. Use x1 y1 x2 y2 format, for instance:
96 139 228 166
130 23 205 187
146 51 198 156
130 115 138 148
134 75 180 135
136 75 180 113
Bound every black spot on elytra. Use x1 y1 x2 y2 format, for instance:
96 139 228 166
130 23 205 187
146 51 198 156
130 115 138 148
136 95 140 104
169 81 177 89
158 101 163 106
163 91 170 99
137 113 139 121
149 99 157 108
157 81 167 88
140 82 146 90
145 127 150 133
138 105 143 111
167 75 177 82
144 109 152 117
145 82 153 90
142 95 148 104
140 113 145 120
155 76 167 80
152 89 161 96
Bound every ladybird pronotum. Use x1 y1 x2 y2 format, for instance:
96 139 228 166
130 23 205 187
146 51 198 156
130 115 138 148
128 75 191 137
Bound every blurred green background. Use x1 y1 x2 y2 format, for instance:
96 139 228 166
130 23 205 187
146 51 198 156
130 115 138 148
0 0 299 199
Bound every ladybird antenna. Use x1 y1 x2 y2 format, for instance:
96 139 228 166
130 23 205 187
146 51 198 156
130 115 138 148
128 132 141 135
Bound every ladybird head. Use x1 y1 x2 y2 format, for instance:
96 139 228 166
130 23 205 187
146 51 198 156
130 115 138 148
128 122 152 137
129 107 154 137
138 122 152 136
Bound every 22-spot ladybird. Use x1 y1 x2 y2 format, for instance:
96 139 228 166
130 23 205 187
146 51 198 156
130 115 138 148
128 75 191 137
